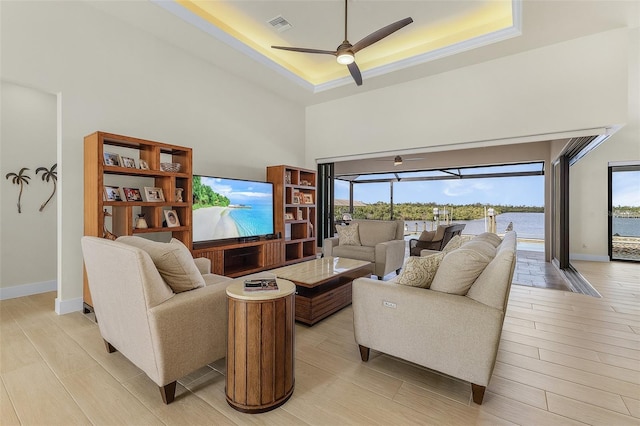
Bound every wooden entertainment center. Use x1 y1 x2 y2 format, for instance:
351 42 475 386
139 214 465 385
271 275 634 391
84 133 316 307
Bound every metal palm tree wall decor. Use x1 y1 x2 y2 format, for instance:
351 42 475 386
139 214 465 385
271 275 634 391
36 163 57 212
5 167 31 213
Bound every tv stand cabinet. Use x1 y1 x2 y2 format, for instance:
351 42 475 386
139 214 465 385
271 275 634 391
193 239 283 277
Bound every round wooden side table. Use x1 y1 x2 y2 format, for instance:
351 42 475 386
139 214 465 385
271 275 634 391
225 278 296 413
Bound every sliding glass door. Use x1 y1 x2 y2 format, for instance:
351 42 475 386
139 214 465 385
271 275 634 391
609 163 640 262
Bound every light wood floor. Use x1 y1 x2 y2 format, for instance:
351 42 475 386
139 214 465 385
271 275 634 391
1 260 638 425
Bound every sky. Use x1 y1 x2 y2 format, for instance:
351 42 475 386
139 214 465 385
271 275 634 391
336 175 546 207
612 170 640 207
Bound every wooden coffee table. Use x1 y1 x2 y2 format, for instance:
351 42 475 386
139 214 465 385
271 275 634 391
269 257 372 325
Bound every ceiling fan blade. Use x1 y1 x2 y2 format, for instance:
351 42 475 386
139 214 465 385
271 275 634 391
271 46 337 56
347 62 363 86
352 17 413 53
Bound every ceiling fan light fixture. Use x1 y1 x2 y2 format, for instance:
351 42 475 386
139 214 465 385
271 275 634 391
394 155 403 166
336 52 354 65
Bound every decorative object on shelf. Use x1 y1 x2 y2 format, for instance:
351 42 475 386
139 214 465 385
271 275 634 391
301 179 311 186
35 163 57 212
160 162 181 172
297 208 303 220
120 156 136 168
308 222 314 238
122 187 143 202
103 185 122 201
175 188 184 202
5 167 31 213
103 152 121 166
303 193 314 204
292 195 301 204
139 160 149 170
284 213 294 220
164 209 180 227
102 209 117 240
135 213 148 229
143 187 165 202
285 171 291 184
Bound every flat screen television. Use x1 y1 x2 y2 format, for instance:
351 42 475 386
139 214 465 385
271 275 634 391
192 175 275 246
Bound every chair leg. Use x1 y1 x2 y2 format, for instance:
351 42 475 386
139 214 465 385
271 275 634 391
377 276 383 280
396 268 401 275
159 381 177 404
104 340 117 353
471 384 486 404
358 345 370 362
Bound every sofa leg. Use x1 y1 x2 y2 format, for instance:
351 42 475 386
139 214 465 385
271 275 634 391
471 384 486 404
358 345 370 362
104 340 117 353
160 381 177 404
396 268 401 275
377 276 383 280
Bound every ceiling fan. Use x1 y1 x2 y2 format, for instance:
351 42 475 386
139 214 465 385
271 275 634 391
271 0 413 86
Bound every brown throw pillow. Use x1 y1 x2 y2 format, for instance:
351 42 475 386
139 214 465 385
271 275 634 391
418 230 436 242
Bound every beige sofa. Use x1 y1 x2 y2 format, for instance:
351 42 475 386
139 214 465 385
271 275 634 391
352 231 517 404
323 219 405 279
81 236 231 404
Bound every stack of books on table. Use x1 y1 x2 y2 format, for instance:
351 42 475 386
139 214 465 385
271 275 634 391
243 278 279 292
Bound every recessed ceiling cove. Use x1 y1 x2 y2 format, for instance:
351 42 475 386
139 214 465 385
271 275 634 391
155 0 521 92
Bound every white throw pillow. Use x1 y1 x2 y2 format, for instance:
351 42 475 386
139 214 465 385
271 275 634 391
116 236 205 293
336 223 361 246
460 240 497 258
441 234 472 254
430 248 494 295
473 232 502 247
396 253 444 288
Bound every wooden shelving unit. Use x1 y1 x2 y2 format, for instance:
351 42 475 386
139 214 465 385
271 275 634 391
267 165 317 265
83 131 193 309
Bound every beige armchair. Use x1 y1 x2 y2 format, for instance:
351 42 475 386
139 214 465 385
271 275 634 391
323 219 405 279
81 236 231 404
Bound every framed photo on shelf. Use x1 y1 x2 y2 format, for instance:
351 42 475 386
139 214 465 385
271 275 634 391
120 156 136 168
122 187 143 202
103 185 122 201
139 160 149 170
164 210 180 227
103 152 121 167
297 209 303 220
285 171 292 184
302 193 314 204
143 187 165 202
284 213 294 220
292 195 301 204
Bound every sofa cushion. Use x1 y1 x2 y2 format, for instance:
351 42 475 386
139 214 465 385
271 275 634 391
332 244 375 262
356 220 397 247
396 252 444 288
430 248 494 295
418 230 436 242
117 236 205 293
467 246 515 310
336 224 361 246
441 234 473 254
473 232 502 247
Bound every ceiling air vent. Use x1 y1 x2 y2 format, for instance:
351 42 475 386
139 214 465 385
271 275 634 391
267 15 292 32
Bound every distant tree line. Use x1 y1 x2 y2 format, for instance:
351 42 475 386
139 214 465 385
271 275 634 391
336 202 544 221
193 175 230 209
613 206 640 218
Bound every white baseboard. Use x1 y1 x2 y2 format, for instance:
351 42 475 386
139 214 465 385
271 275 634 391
55 297 83 315
570 253 609 262
0 280 57 300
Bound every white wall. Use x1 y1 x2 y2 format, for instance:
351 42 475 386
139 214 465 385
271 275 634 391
569 27 640 261
0 82 57 296
1 1 305 311
307 28 636 260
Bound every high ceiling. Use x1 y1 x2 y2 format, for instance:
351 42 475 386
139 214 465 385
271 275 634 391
91 1 638 106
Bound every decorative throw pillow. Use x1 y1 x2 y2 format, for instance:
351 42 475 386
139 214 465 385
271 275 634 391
116 236 205 293
418 230 436 242
396 253 444 288
336 223 361 246
430 248 494 295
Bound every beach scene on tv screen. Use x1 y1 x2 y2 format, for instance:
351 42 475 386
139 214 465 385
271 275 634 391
193 176 274 242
